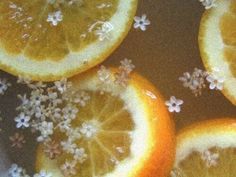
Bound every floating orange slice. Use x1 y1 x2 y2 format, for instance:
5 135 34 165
0 1 137 81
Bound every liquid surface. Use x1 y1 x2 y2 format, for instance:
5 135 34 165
0 0 236 175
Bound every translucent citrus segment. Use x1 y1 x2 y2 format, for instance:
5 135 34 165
36 68 175 177
0 0 138 81
171 118 236 177
199 0 236 105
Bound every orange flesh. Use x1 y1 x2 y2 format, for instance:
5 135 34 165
0 0 118 61
220 2 236 77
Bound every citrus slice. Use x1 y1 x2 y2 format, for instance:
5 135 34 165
0 1 137 81
171 118 236 177
199 0 236 105
35 68 175 177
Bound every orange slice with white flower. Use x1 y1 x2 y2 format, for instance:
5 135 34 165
36 67 175 177
199 0 236 105
171 118 236 177
0 0 137 81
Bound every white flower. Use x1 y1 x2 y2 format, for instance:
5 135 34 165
165 96 183 113
62 103 79 120
37 121 54 142
66 128 81 141
8 164 23 177
199 0 217 9
30 89 47 106
80 122 97 138
119 58 135 74
73 91 90 107
133 14 151 31
58 119 71 132
97 65 111 83
206 73 224 90
73 148 87 163
0 78 11 95
95 22 114 41
33 170 52 177
61 139 77 154
54 78 72 93
201 150 219 167
15 113 31 128
47 11 63 26
60 160 77 177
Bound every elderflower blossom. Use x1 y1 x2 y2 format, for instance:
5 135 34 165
95 21 114 41
201 150 219 167
133 14 151 31
199 0 217 9
0 78 11 95
165 96 184 113
47 11 63 26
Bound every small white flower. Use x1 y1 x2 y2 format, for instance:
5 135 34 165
0 78 11 95
73 148 87 163
37 121 54 142
58 119 72 132
95 21 114 41
54 78 72 93
201 150 219 167
30 89 47 106
97 65 111 83
60 160 77 177
61 139 77 154
47 11 63 26
119 58 135 74
73 91 90 107
33 170 52 177
165 96 183 113
199 0 217 9
133 14 151 31
80 122 97 138
8 164 23 177
15 113 31 128
66 128 81 141
206 74 224 90
62 103 79 120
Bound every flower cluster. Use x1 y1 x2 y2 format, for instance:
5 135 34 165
179 68 224 96
179 68 208 96
199 0 217 9
8 164 52 177
47 11 63 26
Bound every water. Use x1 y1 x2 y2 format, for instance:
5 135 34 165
1 0 236 176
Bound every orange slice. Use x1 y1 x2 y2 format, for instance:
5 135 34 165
0 1 137 81
171 118 236 177
199 0 236 105
35 68 175 177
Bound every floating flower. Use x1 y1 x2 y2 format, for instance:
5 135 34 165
133 14 151 31
95 21 114 41
47 11 63 26
8 164 23 177
0 78 11 95
165 96 184 113
60 160 77 177
73 148 88 163
80 122 98 138
201 150 219 167
206 73 224 90
33 170 52 177
43 140 62 160
9 132 26 149
199 0 217 9
15 113 31 129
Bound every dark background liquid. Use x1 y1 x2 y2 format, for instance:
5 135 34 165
0 0 236 175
